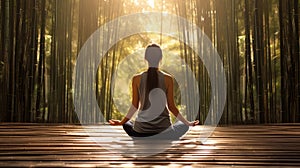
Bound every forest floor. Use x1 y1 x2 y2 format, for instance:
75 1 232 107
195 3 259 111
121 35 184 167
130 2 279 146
0 123 300 167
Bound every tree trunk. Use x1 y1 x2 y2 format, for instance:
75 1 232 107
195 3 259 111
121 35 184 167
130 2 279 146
244 0 255 123
253 0 265 123
0 0 10 122
36 0 46 122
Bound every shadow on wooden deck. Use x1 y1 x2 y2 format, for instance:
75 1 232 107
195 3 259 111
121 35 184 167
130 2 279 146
0 123 300 167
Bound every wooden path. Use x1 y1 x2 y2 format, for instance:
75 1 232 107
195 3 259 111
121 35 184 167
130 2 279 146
0 123 300 167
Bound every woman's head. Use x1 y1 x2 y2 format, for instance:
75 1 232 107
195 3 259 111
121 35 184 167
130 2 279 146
145 44 162 68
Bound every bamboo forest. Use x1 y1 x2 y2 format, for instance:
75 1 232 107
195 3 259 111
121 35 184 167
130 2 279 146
0 0 299 125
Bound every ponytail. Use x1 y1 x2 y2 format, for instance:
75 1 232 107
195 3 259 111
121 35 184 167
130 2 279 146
146 67 158 93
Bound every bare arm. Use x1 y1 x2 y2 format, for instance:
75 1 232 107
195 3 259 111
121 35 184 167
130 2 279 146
165 75 199 126
109 76 140 125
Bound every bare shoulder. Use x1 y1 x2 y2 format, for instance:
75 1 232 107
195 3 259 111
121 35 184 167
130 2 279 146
132 72 143 85
160 70 173 85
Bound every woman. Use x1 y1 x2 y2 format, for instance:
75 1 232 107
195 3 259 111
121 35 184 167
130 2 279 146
109 44 199 139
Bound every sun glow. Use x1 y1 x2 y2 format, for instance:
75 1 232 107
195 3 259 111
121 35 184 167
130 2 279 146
147 0 155 8
133 0 155 8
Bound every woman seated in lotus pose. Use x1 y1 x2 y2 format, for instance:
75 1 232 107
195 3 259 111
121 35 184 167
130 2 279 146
109 44 199 139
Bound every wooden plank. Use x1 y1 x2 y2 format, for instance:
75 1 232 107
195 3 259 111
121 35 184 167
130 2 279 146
0 123 299 167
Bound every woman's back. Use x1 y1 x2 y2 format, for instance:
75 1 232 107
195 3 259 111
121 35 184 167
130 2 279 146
133 71 171 133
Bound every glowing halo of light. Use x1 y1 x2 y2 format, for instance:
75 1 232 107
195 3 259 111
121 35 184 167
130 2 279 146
73 12 227 157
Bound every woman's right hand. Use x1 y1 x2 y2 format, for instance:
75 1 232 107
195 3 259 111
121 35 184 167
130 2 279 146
188 120 199 126
109 119 122 125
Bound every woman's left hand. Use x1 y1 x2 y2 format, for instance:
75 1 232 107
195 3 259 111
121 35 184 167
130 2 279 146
109 119 122 125
188 120 199 126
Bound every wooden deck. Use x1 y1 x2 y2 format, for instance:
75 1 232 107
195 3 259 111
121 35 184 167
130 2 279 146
0 123 300 167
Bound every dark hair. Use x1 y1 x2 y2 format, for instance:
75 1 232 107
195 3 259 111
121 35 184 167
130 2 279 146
145 44 162 93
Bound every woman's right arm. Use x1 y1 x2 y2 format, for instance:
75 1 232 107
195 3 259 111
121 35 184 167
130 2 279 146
165 75 199 126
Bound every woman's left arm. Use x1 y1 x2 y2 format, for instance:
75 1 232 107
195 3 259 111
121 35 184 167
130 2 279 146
109 76 140 125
